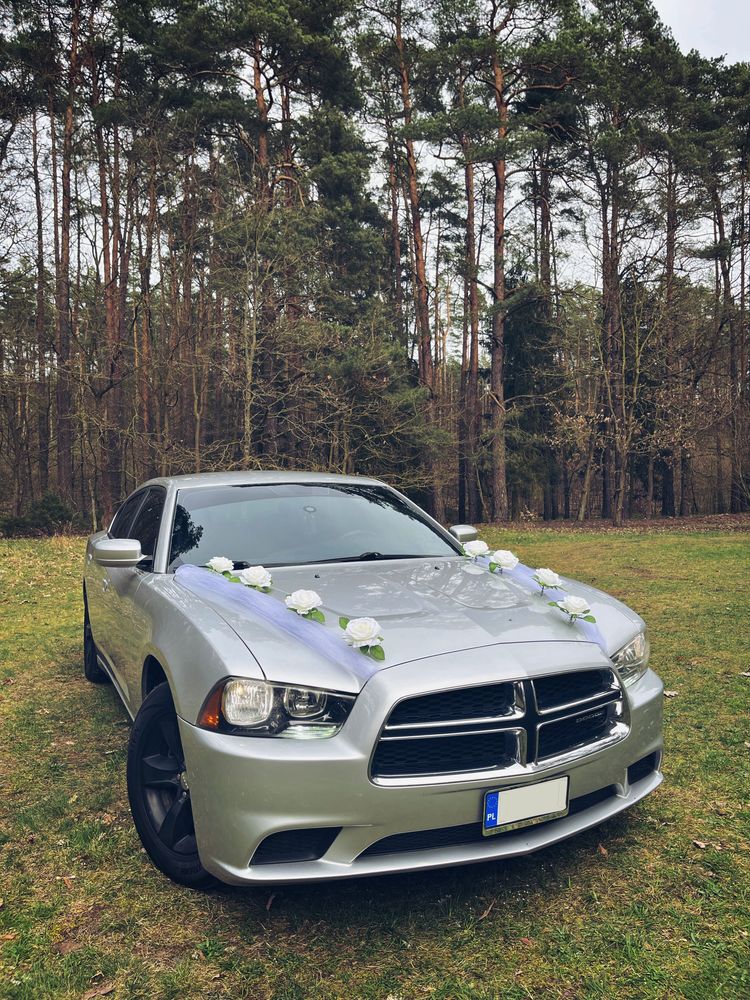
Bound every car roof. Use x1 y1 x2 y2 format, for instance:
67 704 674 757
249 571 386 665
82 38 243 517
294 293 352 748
137 471 387 491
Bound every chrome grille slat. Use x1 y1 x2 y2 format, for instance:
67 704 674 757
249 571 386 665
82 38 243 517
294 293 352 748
370 669 627 782
379 724 519 741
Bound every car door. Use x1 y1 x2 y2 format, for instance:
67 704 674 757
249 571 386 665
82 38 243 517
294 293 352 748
87 488 148 696
108 486 167 711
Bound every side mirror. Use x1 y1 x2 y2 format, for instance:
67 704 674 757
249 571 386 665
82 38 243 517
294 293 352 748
92 537 143 568
449 524 478 545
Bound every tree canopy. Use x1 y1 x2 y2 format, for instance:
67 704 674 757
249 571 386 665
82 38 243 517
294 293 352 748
0 0 747 527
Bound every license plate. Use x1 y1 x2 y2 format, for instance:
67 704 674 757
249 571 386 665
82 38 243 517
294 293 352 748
483 775 570 836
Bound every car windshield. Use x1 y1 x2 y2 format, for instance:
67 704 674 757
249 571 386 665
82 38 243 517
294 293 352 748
168 483 461 570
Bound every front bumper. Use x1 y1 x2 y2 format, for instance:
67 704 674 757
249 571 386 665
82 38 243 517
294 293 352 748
178 652 663 885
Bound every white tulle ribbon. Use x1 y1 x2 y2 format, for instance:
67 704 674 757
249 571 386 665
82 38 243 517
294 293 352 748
174 564 381 680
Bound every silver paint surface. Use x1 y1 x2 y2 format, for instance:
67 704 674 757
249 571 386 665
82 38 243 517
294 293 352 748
83 471 663 884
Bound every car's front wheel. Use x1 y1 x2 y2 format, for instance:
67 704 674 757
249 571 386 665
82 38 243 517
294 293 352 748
127 682 215 889
83 594 109 683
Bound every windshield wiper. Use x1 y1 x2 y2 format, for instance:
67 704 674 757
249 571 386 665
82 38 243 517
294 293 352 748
299 552 441 564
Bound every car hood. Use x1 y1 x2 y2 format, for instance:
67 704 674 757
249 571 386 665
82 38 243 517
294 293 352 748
176 557 643 695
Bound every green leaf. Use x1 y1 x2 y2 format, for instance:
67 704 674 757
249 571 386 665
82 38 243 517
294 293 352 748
226 574 241 583
366 644 385 661
583 615 597 623
339 616 350 630
488 562 498 573
307 608 325 624
548 601 559 607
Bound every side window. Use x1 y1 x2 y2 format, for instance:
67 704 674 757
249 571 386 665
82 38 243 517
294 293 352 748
110 491 146 539
129 488 165 563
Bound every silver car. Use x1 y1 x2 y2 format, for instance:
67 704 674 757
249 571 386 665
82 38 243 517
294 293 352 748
83 472 663 888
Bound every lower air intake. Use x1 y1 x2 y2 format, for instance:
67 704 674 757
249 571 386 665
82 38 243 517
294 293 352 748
251 827 341 865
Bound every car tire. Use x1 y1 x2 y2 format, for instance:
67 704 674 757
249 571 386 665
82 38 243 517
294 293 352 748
83 595 109 683
127 682 215 889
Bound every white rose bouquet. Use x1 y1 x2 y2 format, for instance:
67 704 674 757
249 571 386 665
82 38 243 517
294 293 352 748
533 567 562 594
463 539 489 559
285 589 325 623
489 549 519 573
237 566 273 592
207 556 234 576
550 594 596 624
339 616 384 661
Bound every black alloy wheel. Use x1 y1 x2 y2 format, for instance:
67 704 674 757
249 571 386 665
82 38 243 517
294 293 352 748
127 682 214 889
83 594 109 683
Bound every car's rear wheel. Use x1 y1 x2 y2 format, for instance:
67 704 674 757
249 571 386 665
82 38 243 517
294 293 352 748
127 682 215 889
83 595 109 683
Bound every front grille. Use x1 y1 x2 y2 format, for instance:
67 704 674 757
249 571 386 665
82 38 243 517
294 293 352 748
371 670 625 781
360 784 618 857
533 669 613 712
388 684 515 726
537 705 612 760
372 730 518 778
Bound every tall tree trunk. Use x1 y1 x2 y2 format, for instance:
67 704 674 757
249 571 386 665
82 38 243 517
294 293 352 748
393 1 442 518
712 190 741 513
489 51 509 521
32 110 49 494
462 141 481 522
55 0 80 502
661 154 678 516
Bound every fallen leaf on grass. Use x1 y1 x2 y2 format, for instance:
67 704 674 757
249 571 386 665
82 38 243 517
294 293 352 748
664 690 679 698
0 932 18 941
265 892 276 912
82 984 115 1000
479 900 495 920
693 840 708 849
744 742 750 750
739 671 750 677
519 937 534 946
597 843 608 856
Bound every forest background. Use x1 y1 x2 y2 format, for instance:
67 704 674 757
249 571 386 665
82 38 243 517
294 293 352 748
1 0 749 530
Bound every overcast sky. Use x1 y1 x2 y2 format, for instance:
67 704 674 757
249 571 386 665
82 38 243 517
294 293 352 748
652 0 750 64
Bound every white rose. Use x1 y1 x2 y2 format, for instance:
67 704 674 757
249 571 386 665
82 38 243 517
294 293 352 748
238 566 272 589
558 595 590 616
464 540 489 558
207 556 234 574
492 549 519 570
285 589 323 615
344 617 383 648
534 567 562 588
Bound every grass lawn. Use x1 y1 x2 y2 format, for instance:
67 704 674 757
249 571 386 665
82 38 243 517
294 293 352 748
0 529 749 1000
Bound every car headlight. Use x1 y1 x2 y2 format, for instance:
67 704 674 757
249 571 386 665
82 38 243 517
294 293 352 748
197 678 355 738
611 631 650 687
